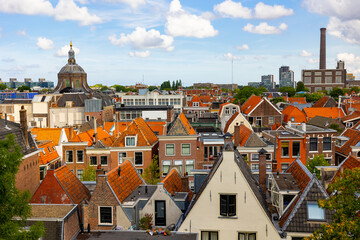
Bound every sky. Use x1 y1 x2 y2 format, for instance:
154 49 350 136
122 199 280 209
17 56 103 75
0 0 360 87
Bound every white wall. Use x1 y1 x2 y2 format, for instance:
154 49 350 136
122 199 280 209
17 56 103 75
142 111 167 121
50 107 85 128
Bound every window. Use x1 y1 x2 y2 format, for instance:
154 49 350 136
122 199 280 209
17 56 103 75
310 137 318 151
137 169 143 175
251 164 259 170
166 144 175 156
266 164 271 169
201 231 218 240
185 160 194 175
99 206 113 225
193 102 199 107
291 117 295 122
118 152 126 164
47 146 52 153
125 136 136 146
238 233 256 240
90 156 97 166
66 150 73 163
307 202 325 220
162 160 171 177
182 144 191 156
323 137 331 151
281 142 289 157
268 116 274 124
135 152 143 165
101 156 108 165
220 194 236 216
225 107 230 114
77 169 84 179
77 150 84 163
174 160 183 174
281 163 289 172
232 108 237 114
251 154 259 161
292 142 300 157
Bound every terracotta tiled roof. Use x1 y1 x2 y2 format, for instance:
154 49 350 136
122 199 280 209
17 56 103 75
233 124 253 147
199 95 215 103
162 169 182 196
312 96 329 107
111 117 158 147
189 95 204 107
336 128 360 156
288 97 306 104
31 165 91 205
282 105 307 123
331 155 360 184
107 160 144 203
38 141 60 165
303 107 345 120
224 111 239 133
271 123 282 130
178 113 196 135
240 95 262 115
32 127 75 145
104 121 167 136
341 111 360 122
219 102 231 116
70 127 110 146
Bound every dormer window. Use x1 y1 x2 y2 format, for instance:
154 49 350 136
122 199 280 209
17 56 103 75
125 136 136 146
307 202 325 221
225 107 230 114
193 102 199 107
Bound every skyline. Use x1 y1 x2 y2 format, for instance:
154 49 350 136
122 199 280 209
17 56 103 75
0 0 360 87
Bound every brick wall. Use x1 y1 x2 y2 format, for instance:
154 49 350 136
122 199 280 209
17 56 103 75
63 145 87 177
27 220 62 240
16 153 40 196
64 208 80 240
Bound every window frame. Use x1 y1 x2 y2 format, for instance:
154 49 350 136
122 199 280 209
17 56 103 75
66 150 73 163
292 141 300 157
100 156 108 166
162 160 171 177
310 137 318 152
135 152 143 166
76 150 84 163
307 202 325 221
90 156 97 166
185 160 194 175
201 231 218 240
174 160 183 174
219 194 236 217
281 163 290 172
165 144 175 156
125 136 137 147
77 169 84 179
281 141 289 157
118 152 126 165
238 232 256 240
323 137 332 151
181 143 191 156
98 206 113 225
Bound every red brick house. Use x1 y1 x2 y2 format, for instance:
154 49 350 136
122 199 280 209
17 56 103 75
240 95 282 131
183 95 211 119
158 113 199 181
84 161 144 230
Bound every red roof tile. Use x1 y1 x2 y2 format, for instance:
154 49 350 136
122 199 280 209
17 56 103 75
104 121 167 136
38 141 60 165
282 105 307 123
162 169 193 201
331 155 360 184
189 95 204 107
303 107 345 119
240 95 262 115
32 127 75 145
224 111 239 133
341 111 360 122
233 124 253 147
178 113 196 135
106 161 144 203
70 127 111 146
288 97 306 104
312 96 330 108
336 128 360 156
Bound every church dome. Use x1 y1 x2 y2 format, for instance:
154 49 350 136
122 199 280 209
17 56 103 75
58 41 86 74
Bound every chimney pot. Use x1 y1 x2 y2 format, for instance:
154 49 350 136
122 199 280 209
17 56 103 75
19 105 29 148
258 148 267 194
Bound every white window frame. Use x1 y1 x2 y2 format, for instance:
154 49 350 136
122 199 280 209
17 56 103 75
307 202 325 221
100 156 108 166
98 206 113 225
77 169 84 179
90 156 97 166
66 150 73 163
193 102 199 107
181 143 191 156
162 160 171 177
134 152 143 166
185 160 195 175
125 136 137 147
76 150 84 163
118 152 126 165
174 160 183 174
165 144 175 156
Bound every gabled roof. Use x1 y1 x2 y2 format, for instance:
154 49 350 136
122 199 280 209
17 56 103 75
224 111 239 133
341 111 360 122
307 115 344 129
218 102 239 116
282 105 307 123
312 96 330 108
168 113 196 136
331 155 360 185
111 117 158 147
31 165 91 205
106 160 144 203
336 128 360 156
189 95 204 107
240 95 262 115
38 141 60 165
288 97 306 104
162 169 182 196
303 107 345 119
70 127 110 146
32 127 75 145
104 121 167 136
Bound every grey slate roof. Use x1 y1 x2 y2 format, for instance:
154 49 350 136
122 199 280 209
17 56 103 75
307 115 345 129
56 93 89 107
244 133 267 147
1 99 32 104
123 185 157 203
0 119 38 155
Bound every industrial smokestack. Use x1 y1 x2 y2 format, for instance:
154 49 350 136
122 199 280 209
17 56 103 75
320 28 326 69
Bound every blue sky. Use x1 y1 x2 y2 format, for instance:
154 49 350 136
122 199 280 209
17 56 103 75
0 0 360 87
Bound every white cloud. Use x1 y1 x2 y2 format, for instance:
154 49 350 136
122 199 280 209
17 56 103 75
214 0 293 19
224 52 241 60
165 0 218 38
304 0 360 21
300 50 312 57
36 37 54 50
337 52 360 75
0 0 101 26
308 58 318 63
103 0 146 9
254 2 293 19
236 44 249 50
109 27 174 51
17 30 27 36
214 0 252 19
327 17 360 45
243 22 287 34
56 44 80 57
129 50 151 58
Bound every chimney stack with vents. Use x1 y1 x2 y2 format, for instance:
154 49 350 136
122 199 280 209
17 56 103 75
20 106 29 148
320 28 326 69
258 148 267 194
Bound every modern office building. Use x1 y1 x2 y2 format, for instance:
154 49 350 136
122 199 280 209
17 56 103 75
1 78 54 89
261 74 275 90
279 67 295 88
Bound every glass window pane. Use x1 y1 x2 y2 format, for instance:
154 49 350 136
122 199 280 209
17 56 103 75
292 142 300 157
201 232 209 240
182 144 190 155
308 203 325 220
210 232 218 240
166 144 175 155
248 233 256 240
135 152 143 165
238 233 245 240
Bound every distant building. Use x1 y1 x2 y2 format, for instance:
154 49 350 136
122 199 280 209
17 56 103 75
1 78 54 89
279 66 295 88
261 74 275 90
247 82 261 88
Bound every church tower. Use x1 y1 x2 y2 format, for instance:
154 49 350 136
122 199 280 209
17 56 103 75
54 42 92 93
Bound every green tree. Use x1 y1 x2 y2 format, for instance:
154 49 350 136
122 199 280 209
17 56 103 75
305 154 330 179
160 80 171 90
81 164 96 181
279 86 296 97
330 87 344 100
296 81 308 92
350 86 360 93
112 85 136 92
148 86 158 91
233 86 266 104
329 123 343 134
271 97 286 104
100 85 109 91
0 134 45 239
0 84 7 90
305 168 360 240
142 154 160 185
17 86 31 92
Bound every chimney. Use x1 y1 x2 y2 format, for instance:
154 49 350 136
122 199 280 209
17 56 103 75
96 164 104 181
301 122 306 132
181 173 189 192
20 106 29 148
69 126 73 141
319 28 326 69
93 117 97 143
234 123 240 147
258 148 267 194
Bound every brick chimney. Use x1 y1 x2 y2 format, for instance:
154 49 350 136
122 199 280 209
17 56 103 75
96 164 104 182
234 123 240 147
181 172 189 192
319 28 326 70
93 117 98 143
258 148 267 194
20 105 29 148
69 126 74 141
